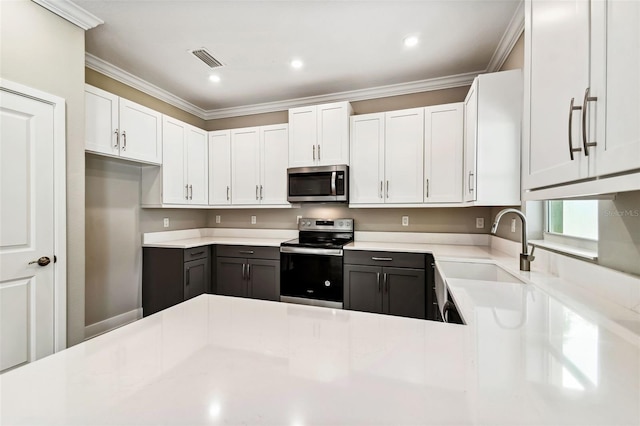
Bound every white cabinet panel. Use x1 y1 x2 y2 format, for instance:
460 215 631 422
463 81 478 202
260 124 288 205
424 103 464 203
186 127 208 205
85 85 162 165
288 102 352 167
384 108 424 204
350 114 385 204
591 0 640 176
85 85 118 156
162 117 187 204
209 130 231 205
231 128 260 205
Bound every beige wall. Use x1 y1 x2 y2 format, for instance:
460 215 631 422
499 33 524 72
598 191 640 276
1 0 86 346
85 156 207 327
86 68 206 128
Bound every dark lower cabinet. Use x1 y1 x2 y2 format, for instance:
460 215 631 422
344 251 427 320
215 245 280 302
143 246 210 316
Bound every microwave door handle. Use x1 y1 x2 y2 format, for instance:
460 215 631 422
331 171 337 196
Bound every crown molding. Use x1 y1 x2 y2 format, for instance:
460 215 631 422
31 0 103 30
85 53 209 119
486 0 525 72
203 71 480 119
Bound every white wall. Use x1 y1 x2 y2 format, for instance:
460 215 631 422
0 0 86 346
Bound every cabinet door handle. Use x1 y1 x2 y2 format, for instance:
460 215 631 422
317 144 321 161
186 268 190 286
377 272 381 292
185 184 189 200
468 172 474 193
255 185 259 200
425 178 430 199
313 145 316 161
242 263 246 280
371 257 393 261
226 186 230 201
114 129 119 149
385 180 389 199
238 250 254 255
189 184 193 200
260 185 263 200
568 97 583 160
247 263 251 280
122 130 127 151
383 272 388 293
379 181 383 199
581 87 598 156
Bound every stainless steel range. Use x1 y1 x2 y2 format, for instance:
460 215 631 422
280 218 354 309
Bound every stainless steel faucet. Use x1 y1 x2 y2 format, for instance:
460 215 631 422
490 208 535 271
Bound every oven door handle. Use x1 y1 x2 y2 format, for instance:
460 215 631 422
280 246 343 256
330 171 337 196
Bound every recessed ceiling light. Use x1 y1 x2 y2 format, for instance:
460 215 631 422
403 36 419 48
209 75 221 83
290 59 304 69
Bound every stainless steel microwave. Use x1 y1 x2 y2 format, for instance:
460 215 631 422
287 165 348 203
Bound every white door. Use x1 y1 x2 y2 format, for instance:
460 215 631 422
0 90 55 372
119 98 162 165
231 127 260 205
317 102 350 166
384 108 424 204
591 0 640 176
85 84 119 157
209 130 231 205
260 124 288 205
350 113 385 204
463 79 478 202
424 103 464 203
186 126 208 205
162 116 187 204
288 106 317 167
524 0 590 189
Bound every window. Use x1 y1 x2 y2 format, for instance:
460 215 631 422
546 200 599 241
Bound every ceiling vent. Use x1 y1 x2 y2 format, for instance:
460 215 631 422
189 48 224 69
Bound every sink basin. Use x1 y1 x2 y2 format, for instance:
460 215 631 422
437 261 525 284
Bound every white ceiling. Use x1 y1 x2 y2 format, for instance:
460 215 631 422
76 0 522 116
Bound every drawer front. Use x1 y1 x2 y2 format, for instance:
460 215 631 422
216 245 279 260
344 250 425 269
183 246 209 262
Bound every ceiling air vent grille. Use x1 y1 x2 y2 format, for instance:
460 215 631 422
189 48 224 69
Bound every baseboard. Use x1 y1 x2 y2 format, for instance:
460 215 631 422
84 308 143 340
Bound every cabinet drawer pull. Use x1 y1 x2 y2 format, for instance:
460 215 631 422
226 186 230 201
425 178 430 198
313 145 316 161
386 180 389 199
379 181 383 199
260 185 263 200
189 251 204 256
581 87 598 156
255 185 259 200
242 263 246 280
567 97 583 160
238 250 255 255
377 272 381 292
122 130 127 151
247 263 251 279
468 172 474 192
383 272 388 293
371 257 393 261
185 184 189 200
186 268 190 285
317 144 321 161
114 129 119 149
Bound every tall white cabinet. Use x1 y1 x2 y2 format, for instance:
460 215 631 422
523 0 640 195
288 102 353 167
85 84 162 165
231 124 288 206
209 130 232 206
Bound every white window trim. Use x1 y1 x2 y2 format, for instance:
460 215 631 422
540 201 598 260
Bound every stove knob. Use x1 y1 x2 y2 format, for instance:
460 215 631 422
338 221 343 227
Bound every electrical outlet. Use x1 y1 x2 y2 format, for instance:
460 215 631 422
476 217 484 229
251 215 257 225
297 215 302 224
215 215 221 224
511 218 517 233
163 218 169 228
402 216 409 226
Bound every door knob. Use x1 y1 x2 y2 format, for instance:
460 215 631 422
28 256 51 267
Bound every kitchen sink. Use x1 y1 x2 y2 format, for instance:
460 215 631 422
436 261 526 284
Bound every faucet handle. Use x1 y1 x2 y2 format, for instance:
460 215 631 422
527 244 536 262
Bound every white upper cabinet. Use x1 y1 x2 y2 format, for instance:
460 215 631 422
161 116 208 205
85 84 162 165
590 0 640 177
524 0 640 195
384 108 425 204
231 124 289 206
350 113 385 204
424 103 464 203
289 101 352 167
465 70 522 206
208 130 232 206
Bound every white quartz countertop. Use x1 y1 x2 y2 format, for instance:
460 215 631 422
2 294 639 425
143 236 288 248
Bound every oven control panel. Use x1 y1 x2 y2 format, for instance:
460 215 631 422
298 218 354 231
